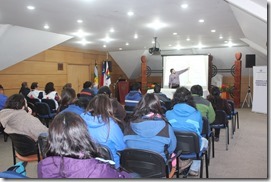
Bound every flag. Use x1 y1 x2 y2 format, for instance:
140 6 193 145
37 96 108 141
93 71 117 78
100 61 106 86
94 63 98 86
103 61 111 86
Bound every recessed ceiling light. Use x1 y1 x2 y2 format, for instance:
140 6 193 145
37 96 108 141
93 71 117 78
72 29 90 38
44 24 50 29
181 4 188 8
127 11 134 16
173 32 178 35
175 45 182 50
198 19 204 23
77 39 90 46
110 28 115 33
224 40 228 43
103 45 107 48
27 6 35 10
147 19 167 30
219 36 223 39
125 42 129 46
227 41 233 47
186 38 190 41
101 35 113 43
211 29 216 33
134 34 138 39
197 43 203 49
119 48 123 51
168 44 172 47
77 19 83 23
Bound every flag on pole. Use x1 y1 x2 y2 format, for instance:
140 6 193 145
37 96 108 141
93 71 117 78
103 61 111 86
100 61 106 86
94 63 98 86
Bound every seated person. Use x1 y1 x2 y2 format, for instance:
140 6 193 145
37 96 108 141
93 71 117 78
78 81 95 101
80 94 126 169
190 85 215 124
124 82 142 112
153 84 171 111
18 82 30 98
0 94 48 141
57 87 77 113
166 87 208 176
27 82 44 100
124 93 176 162
43 82 60 110
0 84 8 110
38 112 131 178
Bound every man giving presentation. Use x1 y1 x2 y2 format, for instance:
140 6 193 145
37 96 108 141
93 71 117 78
169 67 189 88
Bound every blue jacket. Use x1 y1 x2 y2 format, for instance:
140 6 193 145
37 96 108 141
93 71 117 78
60 104 85 116
124 118 176 161
124 91 142 107
166 103 203 146
80 112 126 169
0 94 8 110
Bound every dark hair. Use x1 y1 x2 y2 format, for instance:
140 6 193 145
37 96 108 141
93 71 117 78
4 94 26 110
172 87 196 109
130 93 167 122
46 112 100 159
60 88 76 107
63 83 72 90
190 85 203 96
98 86 111 97
86 94 115 124
153 84 161 93
131 82 141 91
30 82 38 90
44 82 55 94
0 84 3 90
74 97 89 110
83 81 92 89
170 68 174 73
211 86 221 97
21 82 28 88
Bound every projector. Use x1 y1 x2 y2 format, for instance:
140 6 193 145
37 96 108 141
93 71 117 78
149 47 161 55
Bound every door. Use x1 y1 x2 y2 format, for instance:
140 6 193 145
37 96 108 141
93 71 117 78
67 64 90 94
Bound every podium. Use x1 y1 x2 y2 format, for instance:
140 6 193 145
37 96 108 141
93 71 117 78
116 81 129 105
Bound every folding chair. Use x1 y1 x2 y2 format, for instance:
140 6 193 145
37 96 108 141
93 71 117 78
201 117 215 163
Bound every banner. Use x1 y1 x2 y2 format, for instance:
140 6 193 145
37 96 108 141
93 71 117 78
100 61 106 86
94 63 98 86
252 66 267 114
103 61 111 86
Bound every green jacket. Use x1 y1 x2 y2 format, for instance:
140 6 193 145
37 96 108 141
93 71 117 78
192 94 215 124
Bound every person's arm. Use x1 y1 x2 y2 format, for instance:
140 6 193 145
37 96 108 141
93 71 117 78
110 120 126 151
223 100 231 115
176 67 189 76
169 75 172 88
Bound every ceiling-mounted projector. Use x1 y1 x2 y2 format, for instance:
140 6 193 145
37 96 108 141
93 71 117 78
149 37 161 55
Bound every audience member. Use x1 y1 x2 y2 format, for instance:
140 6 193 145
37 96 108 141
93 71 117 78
98 86 126 131
190 85 215 124
57 87 76 113
153 83 171 111
166 87 208 176
0 94 48 141
80 94 126 169
0 85 8 110
38 112 131 178
124 82 142 112
207 86 231 142
62 83 72 90
124 93 176 162
27 82 44 100
43 82 60 110
18 82 30 98
78 81 95 101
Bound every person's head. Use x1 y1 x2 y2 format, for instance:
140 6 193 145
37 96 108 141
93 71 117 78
74 97 89 110
83 81 92 89
86 94 114 123
190 85 203 96
98 86 112 97
63 83 72 90
4 94 27 110
170 68 175 74
131 93 165 122
21 82 28 88
153 84 161 93
172 86 196 108
131 82 141 91
45 82 55 94
0 84 4 94
30 82 39 90
60 87 76 106
46 112 99 159
211 86 221 97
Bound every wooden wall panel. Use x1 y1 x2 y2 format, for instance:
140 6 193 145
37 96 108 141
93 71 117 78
27 52 45 61
45 50 65 62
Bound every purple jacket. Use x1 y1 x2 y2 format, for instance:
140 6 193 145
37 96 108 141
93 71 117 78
38 156 131 178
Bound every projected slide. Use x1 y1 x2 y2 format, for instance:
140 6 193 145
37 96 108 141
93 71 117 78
162 55 209 89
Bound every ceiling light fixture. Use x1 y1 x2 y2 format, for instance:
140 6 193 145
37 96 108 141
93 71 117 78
77 19 83 23
211 29 216 33
103 45 107 48
72 29 89 38
102 35 113 43
125 42 129 46
186 38 190 41
27 6 35 10
127 11 134 16
110 28 115 33
173 32 178 35
181 4 188 8
44 24 50 29
119 48 123 50
77 39 90 46
219 36 223 39
147 19 167 30
198 19 204 23
134 34 138 39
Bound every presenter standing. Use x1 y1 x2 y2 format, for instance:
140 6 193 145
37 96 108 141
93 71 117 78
169 67 189 88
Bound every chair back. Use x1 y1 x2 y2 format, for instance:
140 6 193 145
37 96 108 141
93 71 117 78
174 131 200 156
119 149 167 178
28 98 40 105
38 134 48 159
201 117 211 138
41 99 56 112
35 102 52 116
98 144 113 161
212 110 228 126
227 100 235 113
9 134 38 156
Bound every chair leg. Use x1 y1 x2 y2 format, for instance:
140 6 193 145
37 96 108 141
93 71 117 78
205 153 209 178
231 118 234 139
4 132 8 142
12 144 16 165
176 157 180 178
200 159 203 178
226 127 229 151
237 112 239 129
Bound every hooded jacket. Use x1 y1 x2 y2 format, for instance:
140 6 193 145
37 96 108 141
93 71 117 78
166 103 203 146
0 109 48 141
80 113 126 169
124 91 142 107
124 116 176 161
38 156 131 178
